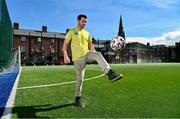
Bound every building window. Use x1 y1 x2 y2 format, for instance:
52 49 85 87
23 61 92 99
20 46 26 52
51 39 55 44
37 37 41 43
36 47 41 53
50 48 55 53
21 36 26 41
49 46 55 53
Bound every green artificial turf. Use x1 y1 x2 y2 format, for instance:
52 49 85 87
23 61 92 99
12 63 180 118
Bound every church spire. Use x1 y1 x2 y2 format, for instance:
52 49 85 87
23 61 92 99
118 15 126 39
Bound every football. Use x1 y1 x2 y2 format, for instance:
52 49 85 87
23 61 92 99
110 36 126 51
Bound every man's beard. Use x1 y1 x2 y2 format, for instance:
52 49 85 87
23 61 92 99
80 24 85 29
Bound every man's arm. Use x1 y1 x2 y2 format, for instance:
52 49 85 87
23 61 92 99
89 42 96 52
63 39 70 64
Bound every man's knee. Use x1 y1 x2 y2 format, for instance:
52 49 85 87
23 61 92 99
96 52 104 59
92 51 102 57
96 51 102 55
87 51 103 62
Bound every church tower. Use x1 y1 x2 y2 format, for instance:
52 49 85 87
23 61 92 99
118 15 125 39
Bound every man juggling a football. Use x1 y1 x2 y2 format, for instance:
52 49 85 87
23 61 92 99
63 14 123 107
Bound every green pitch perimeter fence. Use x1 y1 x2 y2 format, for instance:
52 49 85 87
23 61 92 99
0 0 13 70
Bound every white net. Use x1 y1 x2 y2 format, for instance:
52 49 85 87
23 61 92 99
0 46 21 74
13 46 21 69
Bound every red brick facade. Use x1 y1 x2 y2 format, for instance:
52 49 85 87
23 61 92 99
13 23 67 65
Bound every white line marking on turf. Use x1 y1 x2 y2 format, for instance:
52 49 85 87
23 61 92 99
17 73 105 90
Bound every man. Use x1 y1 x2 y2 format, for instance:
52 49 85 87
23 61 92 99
63 14 123 107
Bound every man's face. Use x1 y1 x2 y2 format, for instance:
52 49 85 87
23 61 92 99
78 17 87 29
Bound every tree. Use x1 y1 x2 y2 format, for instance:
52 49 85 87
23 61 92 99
175 42 180 61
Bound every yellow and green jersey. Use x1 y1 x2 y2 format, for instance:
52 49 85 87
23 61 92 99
65 26 92 61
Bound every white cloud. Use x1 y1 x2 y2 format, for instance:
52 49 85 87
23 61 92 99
127 30 180 46
143 0 178 8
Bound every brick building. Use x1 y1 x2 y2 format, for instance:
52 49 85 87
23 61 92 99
13 23 68 65
94 41 171 64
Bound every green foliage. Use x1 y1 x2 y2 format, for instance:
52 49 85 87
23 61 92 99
175 42 180 59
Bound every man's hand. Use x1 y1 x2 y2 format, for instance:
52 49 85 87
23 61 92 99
89 43 96 52
64 56 70 64
63 39 71 64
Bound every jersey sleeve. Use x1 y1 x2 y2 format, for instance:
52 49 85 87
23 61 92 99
65 30 72 43
88 33 93 43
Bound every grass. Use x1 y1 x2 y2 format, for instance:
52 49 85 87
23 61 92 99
12 63 180 118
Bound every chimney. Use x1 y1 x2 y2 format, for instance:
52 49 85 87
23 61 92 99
42 25 47 32
147 42 150 46
13 23 19 30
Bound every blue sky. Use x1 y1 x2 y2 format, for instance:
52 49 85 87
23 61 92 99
6 0 180 45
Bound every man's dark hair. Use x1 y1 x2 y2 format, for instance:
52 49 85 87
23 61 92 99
77 14 87 20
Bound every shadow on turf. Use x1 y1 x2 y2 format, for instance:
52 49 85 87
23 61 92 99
2 103 75 118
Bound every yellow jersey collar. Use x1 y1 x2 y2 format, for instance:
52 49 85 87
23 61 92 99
76 26 85 31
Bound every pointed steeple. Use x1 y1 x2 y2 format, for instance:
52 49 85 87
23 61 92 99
118 15 126 39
